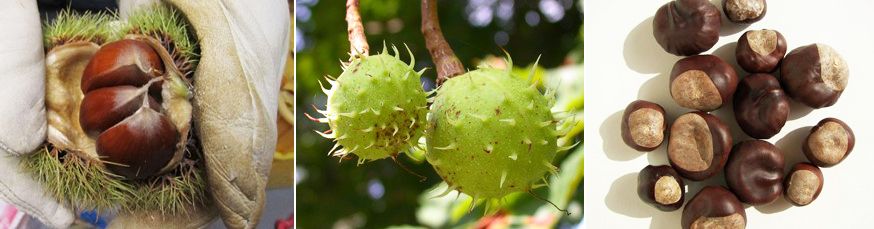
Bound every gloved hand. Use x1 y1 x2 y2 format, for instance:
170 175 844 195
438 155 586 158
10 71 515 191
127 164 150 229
0 0 289 228
0 1 75 228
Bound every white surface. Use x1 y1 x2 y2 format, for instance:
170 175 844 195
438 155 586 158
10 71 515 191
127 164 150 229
583 0 874 228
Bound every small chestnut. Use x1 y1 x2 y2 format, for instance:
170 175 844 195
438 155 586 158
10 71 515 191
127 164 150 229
723 0 766 23
81 39 164 100
667 112 732 181
725 140 785 205
783 163 824 206
621 100 667 151
803 118 855 167
735 29 786 73
682 186 746 229
653 0 722 56
779 43 849 108
733 73 789 139
638 165 685 211
670 55 739 111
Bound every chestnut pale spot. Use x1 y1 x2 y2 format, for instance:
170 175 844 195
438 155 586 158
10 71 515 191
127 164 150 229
747 30 777 56
691 213 745 229
629 108 664 148
816 44 849 91
671 70 722 111
725 0 764 21
669 114 714 172
654 176 682 205
787 170 819 205
808 121 849 164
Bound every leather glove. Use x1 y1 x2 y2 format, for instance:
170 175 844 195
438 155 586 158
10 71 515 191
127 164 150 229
0 1 75 228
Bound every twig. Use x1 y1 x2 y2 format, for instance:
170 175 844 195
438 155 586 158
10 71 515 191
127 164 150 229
421 0 464 85
346 0 370 56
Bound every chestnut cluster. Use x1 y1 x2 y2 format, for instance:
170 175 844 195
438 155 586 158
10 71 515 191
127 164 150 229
622 1 856 227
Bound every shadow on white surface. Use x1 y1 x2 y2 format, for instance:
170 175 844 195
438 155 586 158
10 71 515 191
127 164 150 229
600 110 648 161
787 99 815 121
622 16 680 75
604 172 679 229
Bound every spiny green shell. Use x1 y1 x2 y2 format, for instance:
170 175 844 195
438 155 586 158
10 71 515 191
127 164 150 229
425 67 557 199
322 49 428 162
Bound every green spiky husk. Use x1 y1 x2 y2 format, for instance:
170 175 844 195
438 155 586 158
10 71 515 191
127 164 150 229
323 47 428 162
23 5 207 214
120 4 199 77
43 9 116 49
426 67 558 199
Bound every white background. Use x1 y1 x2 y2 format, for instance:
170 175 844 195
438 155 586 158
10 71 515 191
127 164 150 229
583 0 874 228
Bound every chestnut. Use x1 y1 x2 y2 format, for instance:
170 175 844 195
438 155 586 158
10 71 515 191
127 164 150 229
670 55 739 112
96 106 179 179
783 163 824 206
621 100 667 151
735 29 786 73
803 118 855 167
733 73 789 139
723 0 766 23
682 186 746 229
81 39 164 99
779 43 849 108
653 0 721 56
638 165 685 211
667 112 732 181
724 140 785 205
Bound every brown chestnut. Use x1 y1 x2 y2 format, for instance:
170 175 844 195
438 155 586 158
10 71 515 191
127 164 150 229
621 100 667 151
783 163 824 206
653 0 722 56
725 140 785 205
96 106 179 179
81 39 164 100
638 165 685 211
803 118 854 167
723 0 766 23
779 43 849 108
733 73 789 139
667 112 732 181
735 29 786 73
670 55 739 112
682 186 746 229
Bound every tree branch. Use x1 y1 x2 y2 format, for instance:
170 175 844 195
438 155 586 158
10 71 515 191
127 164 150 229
421 0 464 85
346 0 369 56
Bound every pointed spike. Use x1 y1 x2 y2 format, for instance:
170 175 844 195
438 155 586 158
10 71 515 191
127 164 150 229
540 120 552 128
431 185 457 199
499 170 507 188
527 101 535 110
327 143 342 156
468 196 479 213
392 124 399 136
404 43 416 67
357 158 366 166
409 117 417 129
528 55 542 83
539 139 549 145
434 143 457 150
371 108 381 115
338 112 356 118
317 80 331 95
541 177 551 188
427 97 436 103
499 118 516 126
362 126 374 133
334 149 348 158
403 132 411 141
523 137 533 145
336 134 348 141
363 141 375 149
304 113 328 123
314 130 336 139
358 109 369 115
402 71 411 80
381 41 388 54
417 68 427 76
393 106 404 111
469 113 489 122
391 45 401 58
544 161 559 176
508 153 518 161
558 141 581 152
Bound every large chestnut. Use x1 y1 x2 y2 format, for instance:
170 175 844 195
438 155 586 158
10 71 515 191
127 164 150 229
621 100 667 151
735 29 786 73
79 39 184 179
667 112 732 181
638 165 685 211
779 43 849 108
653 0 721 56
733 73 789 139
682 186 746 229
670 55 739 111
723 0 766 23
783 163 824 206
803 118 855 167
725 140 785 205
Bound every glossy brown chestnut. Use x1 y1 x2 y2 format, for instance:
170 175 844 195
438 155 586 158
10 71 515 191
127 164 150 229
81 39 164 99
682 186 746 229
653 0 721 56
779 43 849 108
725 140 785 205
638 165 685 211
667 112 732 181
803 118 855 167
96 107 179 179
79 86 160 137
621 100 667 151
670 55 739 112
735 29 786 73
723 0 766 23
733 73 789 139
783 163 824 206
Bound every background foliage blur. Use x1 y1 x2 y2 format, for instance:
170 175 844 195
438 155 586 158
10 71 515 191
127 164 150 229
295 0 583 228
